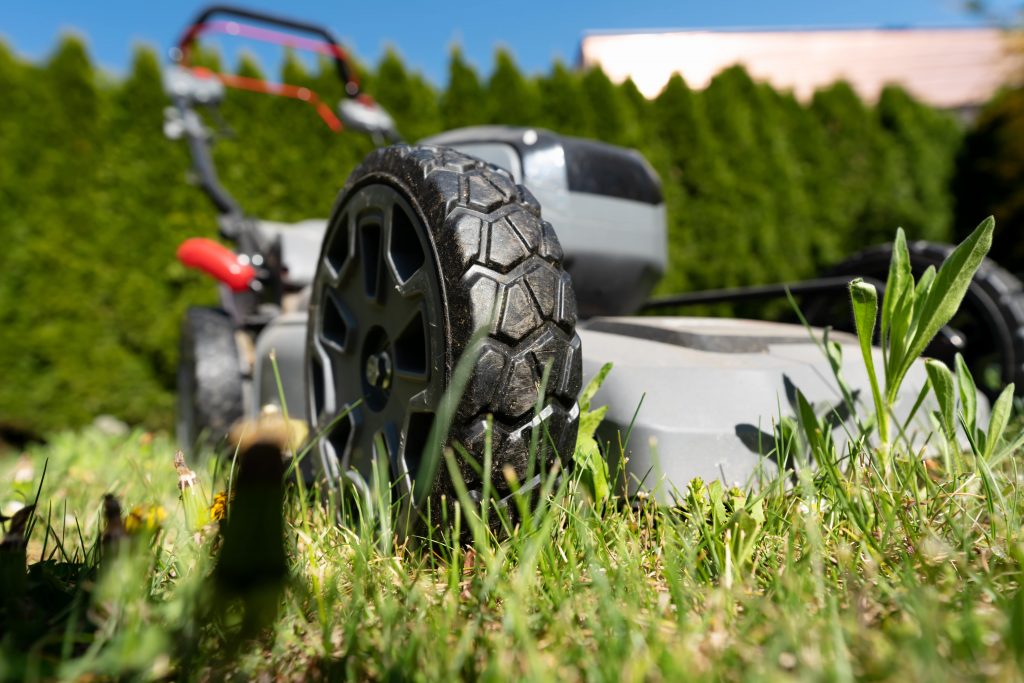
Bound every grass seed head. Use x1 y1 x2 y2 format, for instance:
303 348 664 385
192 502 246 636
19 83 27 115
174 450 197 492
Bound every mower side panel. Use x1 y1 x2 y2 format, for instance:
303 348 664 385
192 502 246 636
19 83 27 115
250 312 309 420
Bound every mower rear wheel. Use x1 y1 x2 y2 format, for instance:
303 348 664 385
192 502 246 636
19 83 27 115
804 240 1024 399
176 306 246 455
306 145 582 525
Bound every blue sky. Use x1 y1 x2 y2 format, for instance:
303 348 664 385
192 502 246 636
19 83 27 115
0 0 1017 84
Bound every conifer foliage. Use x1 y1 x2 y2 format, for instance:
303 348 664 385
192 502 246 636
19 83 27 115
954 86 1024 270
0 37 962 434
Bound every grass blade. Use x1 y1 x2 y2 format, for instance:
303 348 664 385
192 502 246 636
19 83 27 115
898 217 994 390
850 279 886 443
955 353 979 437
984 383 1015 460
924 359 956 441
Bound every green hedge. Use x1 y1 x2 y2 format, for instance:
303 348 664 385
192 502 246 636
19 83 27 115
0 36 962 434
954 86 1024 271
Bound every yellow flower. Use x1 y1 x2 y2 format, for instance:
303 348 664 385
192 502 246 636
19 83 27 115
210 490 234 522
125 504 167 534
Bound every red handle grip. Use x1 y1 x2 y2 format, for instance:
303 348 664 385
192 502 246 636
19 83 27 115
177 237 255 292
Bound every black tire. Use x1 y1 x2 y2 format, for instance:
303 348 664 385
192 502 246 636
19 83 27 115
803 240 1024 399
177 307 246 455
306 145 582 526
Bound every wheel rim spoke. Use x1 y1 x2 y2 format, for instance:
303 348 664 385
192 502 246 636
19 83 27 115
392 306 430 379
359 216 384 303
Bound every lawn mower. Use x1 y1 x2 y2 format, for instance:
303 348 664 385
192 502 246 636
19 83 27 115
167 5 1020 509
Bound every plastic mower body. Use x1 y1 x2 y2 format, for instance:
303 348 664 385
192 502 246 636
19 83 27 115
169 6 1009 507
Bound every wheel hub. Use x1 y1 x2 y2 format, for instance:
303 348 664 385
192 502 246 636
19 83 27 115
365 350 393 391
360 325 395 412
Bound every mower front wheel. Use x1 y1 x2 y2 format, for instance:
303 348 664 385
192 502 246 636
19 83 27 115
306 145 582 525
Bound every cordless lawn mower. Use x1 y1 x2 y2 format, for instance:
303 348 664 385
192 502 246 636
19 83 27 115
168 6 1022 510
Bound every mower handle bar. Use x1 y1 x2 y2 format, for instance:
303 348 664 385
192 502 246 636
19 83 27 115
176 4 360 96
166 5 400 232
169 4 356 226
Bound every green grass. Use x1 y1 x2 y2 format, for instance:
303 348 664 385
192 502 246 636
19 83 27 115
2 412 1023 681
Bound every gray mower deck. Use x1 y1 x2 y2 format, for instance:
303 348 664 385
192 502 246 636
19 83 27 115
579 316 933 500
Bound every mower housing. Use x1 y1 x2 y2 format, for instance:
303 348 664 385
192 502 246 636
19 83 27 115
423 127 668 317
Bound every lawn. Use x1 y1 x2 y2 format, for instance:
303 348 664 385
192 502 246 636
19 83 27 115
2 400 1023 681
2 222 1023 681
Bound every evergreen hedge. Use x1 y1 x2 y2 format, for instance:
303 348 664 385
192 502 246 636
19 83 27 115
0 36 962 434
953 86 1024 270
